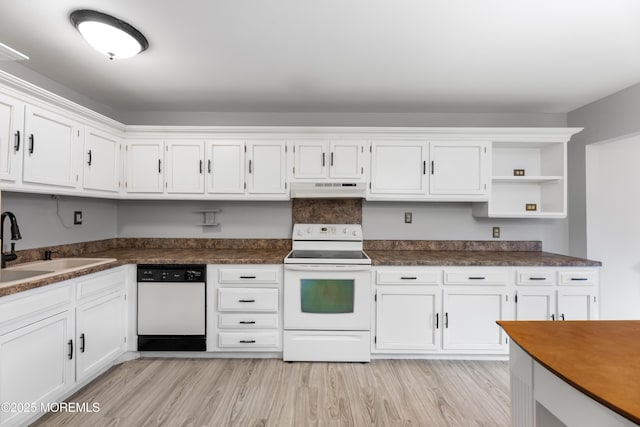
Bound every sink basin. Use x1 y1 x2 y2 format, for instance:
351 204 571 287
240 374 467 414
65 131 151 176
0 270 53 283
0 258 117 286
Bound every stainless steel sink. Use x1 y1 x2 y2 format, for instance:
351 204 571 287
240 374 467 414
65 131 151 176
0 257 117 286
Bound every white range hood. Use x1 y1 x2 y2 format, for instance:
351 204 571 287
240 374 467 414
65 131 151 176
289 182 366 198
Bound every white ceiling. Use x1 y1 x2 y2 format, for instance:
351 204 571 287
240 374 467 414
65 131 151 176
1 0 640 115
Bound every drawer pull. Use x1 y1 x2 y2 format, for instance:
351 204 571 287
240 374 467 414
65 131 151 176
570 277 589 281
239 340 256 344
529 277 547 281
400 276 417 280
239 321 256 324
239 275 257 279
238 299 256 303
468 276 485 280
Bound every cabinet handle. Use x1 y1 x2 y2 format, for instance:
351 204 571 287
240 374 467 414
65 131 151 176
87 150 92 166
322 152 326 167
431 161 435 175
551 314 555 321
249 159 253 174
468 276 485 280
239 275 256 279
208 159 212 174
80 333 86 353
14 130 20 152
239 321 256 324
435 313 439 329
560 313 565 321
444 312 449 328
68 339 73 360
529 277 546 281
199 160 203 174
158 159 162 173
570 277 588 281
330 152 334 166
400 276 417 280
238 299 256 303
423 160 426 175
29 134 34 154
239 340 256 344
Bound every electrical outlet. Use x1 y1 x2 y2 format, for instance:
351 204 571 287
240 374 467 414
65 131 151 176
404 212 412 223
492 226 500 238
74 211 83 225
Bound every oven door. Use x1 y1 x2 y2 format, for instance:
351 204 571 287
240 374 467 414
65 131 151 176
284 265 371 331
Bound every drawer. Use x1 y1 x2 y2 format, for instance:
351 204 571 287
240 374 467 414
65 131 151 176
218 288 279 312
444 271 508 285
219 268 280 284
218 313 279 329
558 271 598 286
0 284 72 330
376 270 441 285
516 271 556 285
218 331 279 348
77 268 126 301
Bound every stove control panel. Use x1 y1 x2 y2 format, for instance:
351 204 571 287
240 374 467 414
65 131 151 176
293 224 362 241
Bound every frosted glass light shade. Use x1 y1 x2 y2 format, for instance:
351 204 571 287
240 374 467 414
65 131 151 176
70 10 148 60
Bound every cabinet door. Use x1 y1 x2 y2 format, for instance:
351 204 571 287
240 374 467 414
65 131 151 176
429 141 488 195
23 105 78 188
329 141 365 179
442 288 508 351
0 93 24 183
0 311 73 426
246 141 287 195
165 140 205 194
515 289 555 320
293 141 327 179
125 140 164 193
76 292 125 382
370 141 427 196
83 127 121 193
557 289 597 320
206 141 245 194
375 286 440 352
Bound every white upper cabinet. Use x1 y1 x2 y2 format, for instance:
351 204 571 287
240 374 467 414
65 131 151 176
369 141 428 198
83 127 121 194
165 140 205 194
23 105 79 189
292 140 366 181
246 141 288 197
206 140 245 194
429 141 489 198
0 93 24 183
125 140 164 193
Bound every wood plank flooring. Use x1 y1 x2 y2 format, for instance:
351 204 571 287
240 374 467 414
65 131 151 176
33 358 510 426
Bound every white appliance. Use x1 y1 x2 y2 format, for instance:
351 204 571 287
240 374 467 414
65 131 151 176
283 224 372 362
289 182 367 198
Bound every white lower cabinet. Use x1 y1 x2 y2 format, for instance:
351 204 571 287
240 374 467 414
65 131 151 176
209 265 283 352
0 267 128 427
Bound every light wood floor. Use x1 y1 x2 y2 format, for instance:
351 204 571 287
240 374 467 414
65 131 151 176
33 358 510 426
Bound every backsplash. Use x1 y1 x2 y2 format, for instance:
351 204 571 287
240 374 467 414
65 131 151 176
292 198 362 224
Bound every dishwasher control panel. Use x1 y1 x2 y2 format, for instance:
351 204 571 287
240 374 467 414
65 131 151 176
137 264 206 282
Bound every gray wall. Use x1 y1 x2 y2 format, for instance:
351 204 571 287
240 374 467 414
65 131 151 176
567 82 640 257
0 192 118 250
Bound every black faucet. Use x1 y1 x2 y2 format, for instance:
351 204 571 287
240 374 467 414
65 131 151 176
1 211 22 268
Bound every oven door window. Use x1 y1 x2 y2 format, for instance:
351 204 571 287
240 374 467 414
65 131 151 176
300 279 354 314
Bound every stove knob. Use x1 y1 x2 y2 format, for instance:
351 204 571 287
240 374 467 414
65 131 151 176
342 228 348 234
352 229 359 237
307 227 313 234
296 229 303 236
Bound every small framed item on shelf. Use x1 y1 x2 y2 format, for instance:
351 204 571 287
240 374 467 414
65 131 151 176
525 203 537 211
513 169 525 176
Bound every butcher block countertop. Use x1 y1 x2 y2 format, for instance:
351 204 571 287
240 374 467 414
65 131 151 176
498 321 640 425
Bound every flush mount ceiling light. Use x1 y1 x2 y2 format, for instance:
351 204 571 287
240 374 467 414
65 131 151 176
70 9 148 60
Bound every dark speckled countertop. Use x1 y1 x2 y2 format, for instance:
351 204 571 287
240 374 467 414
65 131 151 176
0 238 601 298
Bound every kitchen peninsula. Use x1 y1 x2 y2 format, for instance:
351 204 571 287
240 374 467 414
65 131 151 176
499 320 640 427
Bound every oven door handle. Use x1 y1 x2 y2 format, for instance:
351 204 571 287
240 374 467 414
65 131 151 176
284 264 371 272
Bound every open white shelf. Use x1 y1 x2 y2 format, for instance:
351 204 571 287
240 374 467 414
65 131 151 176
492 175 562 184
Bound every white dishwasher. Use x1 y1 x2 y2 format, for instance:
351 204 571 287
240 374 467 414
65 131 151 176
137 264 206 351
